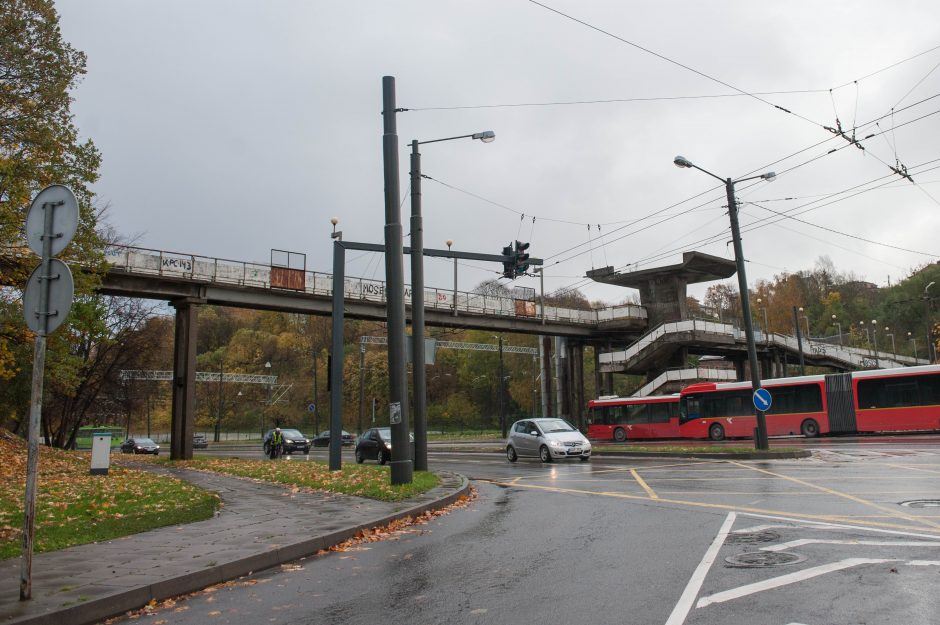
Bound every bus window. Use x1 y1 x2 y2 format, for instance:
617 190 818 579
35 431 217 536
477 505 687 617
649 402 672 423
626 404 648 425
680 397 700 423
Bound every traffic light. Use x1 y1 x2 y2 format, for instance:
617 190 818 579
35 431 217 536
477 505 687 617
514 240 530 275
502 245 515 279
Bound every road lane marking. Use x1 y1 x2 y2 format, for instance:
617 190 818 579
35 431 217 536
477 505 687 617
908 560 940 565
631 469 659 499
488 480 940 534
695 558 897 608
726 460 940 530
738 512 940 540
762 538 940 551
882 462 940 475
664 512 736 625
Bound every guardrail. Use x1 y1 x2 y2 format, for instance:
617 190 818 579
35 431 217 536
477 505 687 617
599 318 925 371
103 244 648 326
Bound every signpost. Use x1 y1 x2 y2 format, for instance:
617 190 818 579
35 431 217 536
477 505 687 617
20 185 77 601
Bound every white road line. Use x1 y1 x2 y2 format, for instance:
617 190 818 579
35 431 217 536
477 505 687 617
739 512 940 540
733 524 791 533
908 560 940 566
663 512 736 625
762 538 940 552
695 558 897 608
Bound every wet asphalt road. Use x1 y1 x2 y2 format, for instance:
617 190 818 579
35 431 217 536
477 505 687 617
113 439 940 625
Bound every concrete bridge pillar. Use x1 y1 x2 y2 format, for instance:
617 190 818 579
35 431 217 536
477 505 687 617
570 342 585 431
540 336 553 418
170 300 198 460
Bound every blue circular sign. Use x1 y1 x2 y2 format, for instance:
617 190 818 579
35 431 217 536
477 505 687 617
753 388 772 411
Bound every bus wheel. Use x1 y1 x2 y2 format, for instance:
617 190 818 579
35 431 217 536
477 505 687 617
801 419 819 438
613 428 626 443
708 423 725 441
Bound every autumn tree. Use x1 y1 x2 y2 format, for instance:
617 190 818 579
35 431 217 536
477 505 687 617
0 0 104 429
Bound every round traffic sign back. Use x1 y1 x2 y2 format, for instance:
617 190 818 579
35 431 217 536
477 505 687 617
25 185 78 257
23 260 74 334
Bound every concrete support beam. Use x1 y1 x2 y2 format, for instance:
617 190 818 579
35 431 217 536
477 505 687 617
170 300 198 460
540 336 553 417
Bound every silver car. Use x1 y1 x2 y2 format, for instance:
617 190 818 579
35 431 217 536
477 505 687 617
506 418 591 463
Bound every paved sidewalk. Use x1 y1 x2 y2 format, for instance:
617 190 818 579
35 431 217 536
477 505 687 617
0 466 468 625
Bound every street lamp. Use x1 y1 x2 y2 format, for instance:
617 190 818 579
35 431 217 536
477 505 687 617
492 335 507 438
674 155 776 450
798 307 811 338
925 281 935 363
262 361 272 437
446 239 457 317
410 130 495 472
755 297 769 344
884 326 896 357
859 321 872 354
909 331 918 360
792 306 806 376
871 319 879 354
832 314 842 346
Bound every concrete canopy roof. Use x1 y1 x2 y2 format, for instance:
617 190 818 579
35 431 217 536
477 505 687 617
586 251 737 288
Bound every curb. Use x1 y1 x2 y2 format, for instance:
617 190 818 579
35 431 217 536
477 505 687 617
4 473 470 625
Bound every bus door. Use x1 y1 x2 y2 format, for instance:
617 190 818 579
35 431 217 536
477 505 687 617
825 373 857 433
625 404 651 438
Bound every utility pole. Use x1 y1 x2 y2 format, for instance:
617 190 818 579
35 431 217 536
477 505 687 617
792 306 806 375
497 336 506 438
358 344 365 435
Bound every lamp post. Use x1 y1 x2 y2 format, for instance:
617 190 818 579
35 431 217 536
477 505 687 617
884 327 896 357
756 297 769 344
262 361 272 437
215 357 224 443
859 321 872 354
410 130 495 472
494 335 507 438
871 319 879 356
925 281 935 363
447 240 457 317
792 306 806 376
674 155 775 450
909 331 918 360
832 314 842 346
798 307 811 338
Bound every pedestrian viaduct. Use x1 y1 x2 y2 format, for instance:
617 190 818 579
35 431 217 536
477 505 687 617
4 244 923 458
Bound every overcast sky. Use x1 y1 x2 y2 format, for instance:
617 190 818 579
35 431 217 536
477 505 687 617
56 0 940 305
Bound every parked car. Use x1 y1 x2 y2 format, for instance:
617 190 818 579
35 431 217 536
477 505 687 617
262 428 311 455
120 437 160 455
506 418 591 463
312 430 355 447
193 434 209 449
355 427 414 465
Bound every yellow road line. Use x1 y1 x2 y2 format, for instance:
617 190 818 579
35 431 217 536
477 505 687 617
726 460 940 531
882 463 940 476
631 469 659 499
488 480 940 535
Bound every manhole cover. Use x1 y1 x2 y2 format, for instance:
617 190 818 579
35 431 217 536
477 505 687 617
726 530 780 544
725 551 807 568
900 500 940 508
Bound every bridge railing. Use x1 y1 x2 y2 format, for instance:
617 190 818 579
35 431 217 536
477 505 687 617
598 317 924 370
104 244 648 326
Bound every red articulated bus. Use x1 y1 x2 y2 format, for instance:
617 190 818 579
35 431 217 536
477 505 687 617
586 394 681 442
678 364 940 441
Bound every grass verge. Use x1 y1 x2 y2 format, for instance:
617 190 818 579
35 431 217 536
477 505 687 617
150 457 440 501
0 431 220 560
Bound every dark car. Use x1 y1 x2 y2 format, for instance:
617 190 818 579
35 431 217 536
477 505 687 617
262 428 311 455
193 434 209 449
120 437 160 455
355 427 414 465
312 430 355 447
